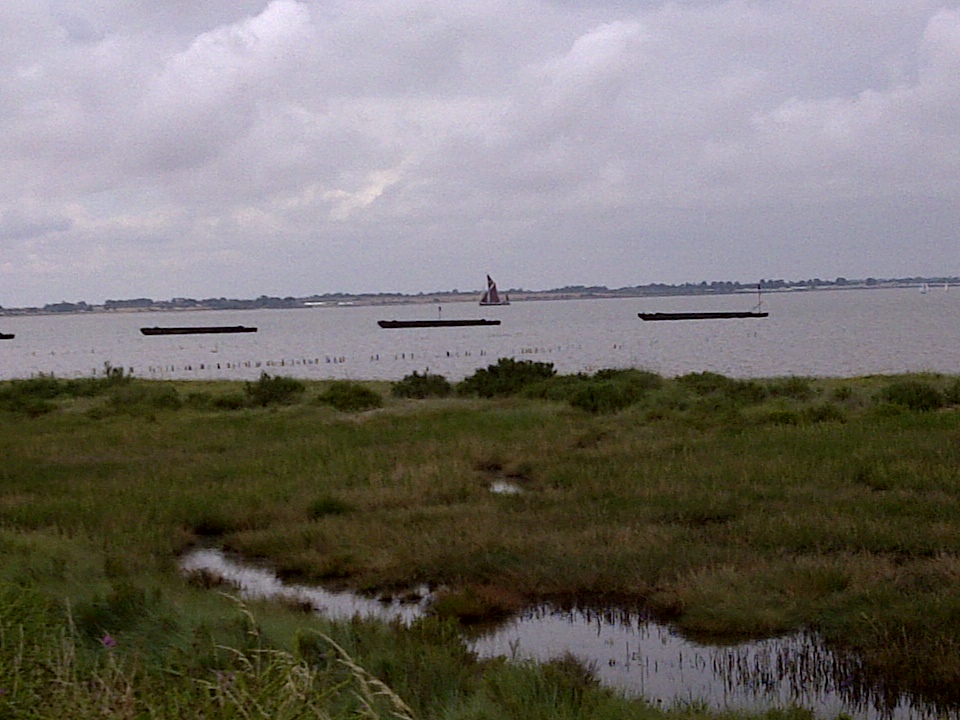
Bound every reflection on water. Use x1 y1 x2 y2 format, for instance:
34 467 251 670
180 548 430 624
180 548 953 720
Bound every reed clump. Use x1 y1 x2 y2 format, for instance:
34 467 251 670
0 584 672 719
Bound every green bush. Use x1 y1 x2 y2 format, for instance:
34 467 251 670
944 379 960 405
244 372 306 407
457 358 556 398
832 385 854 402
762 409 800 426
185 391 247 411
565 369 662 414
213 393 247 410
0 376 59 415
879 380 944 412
2 375 63 400
521 373 592 402
801 403 846 423
316 381 383 412
767 376 814 400
676 371 767 405
392 371 452 399
0 370 138 415
568 381 633 413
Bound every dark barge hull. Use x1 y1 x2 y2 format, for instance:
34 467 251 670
638 311 768 321
140 326 258 335
378 319 501 329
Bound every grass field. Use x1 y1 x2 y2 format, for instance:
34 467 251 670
2 365 960 718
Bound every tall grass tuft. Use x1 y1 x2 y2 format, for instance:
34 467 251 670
0 588 427 719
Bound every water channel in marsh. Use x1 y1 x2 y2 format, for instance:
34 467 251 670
180 548 955 720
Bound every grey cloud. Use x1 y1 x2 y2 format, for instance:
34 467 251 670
0 0 958 306
0 209 72 242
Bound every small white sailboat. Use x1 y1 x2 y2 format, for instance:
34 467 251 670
479 275 510 306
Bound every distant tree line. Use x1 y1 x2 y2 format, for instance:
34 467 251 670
8 275 960 315
101 295 303 312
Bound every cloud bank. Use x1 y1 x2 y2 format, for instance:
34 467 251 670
1 0 958 305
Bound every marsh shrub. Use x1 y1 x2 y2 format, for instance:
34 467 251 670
186 391 247 411
184 391 215 410
566 370 662 414
767 376 814 400
245 372 306 407
457 358 556 397
676 371 731 395
725 380 767 404
833 385 854 402
521 373 592 402
316 381 383 412
677 371 767 405
801 403 846 423
568 381 632 414
594 367 662 386
879 380 944 412
214 393 247 410
0 395 56 417
0 378 59 415
106 383 182 413
763 409 800 426
944 379 960 405
392 371 452 399
1 375 63 400
0 372 139 416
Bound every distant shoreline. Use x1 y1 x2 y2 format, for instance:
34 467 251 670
0 277 952 317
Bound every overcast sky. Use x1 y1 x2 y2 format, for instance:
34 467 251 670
2 1 959 306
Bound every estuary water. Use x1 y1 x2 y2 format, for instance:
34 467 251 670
1 286 959 381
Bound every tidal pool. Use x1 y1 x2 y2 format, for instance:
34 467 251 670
180 548 953 720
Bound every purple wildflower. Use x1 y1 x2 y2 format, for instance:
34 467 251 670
101 634 117 648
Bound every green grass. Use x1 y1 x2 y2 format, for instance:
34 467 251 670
3 368 960 715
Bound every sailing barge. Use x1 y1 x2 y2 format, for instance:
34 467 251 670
638 310 768 321
638 284 768 321
479 275 510 306
140 326 258 336
378 319 500 329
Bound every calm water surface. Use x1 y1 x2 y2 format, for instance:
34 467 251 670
2 287 960 381
181 549 947 720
